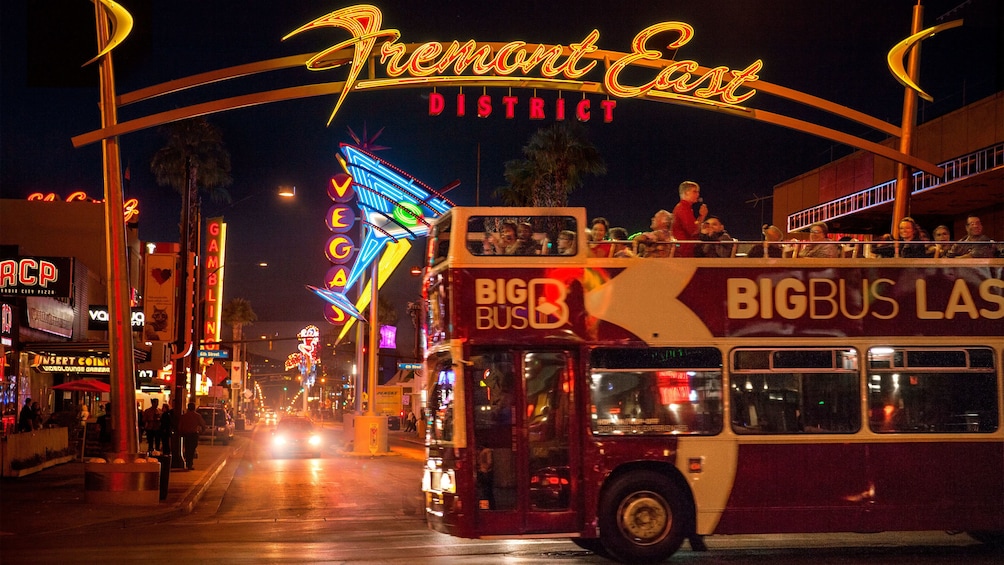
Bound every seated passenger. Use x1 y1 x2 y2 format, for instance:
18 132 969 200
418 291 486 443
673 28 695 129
481 235 496 255
798 222 840 258
589 217 612 257
556 230 576 255
635 209 674 258
694 216 736 258
498 221 518 255
608 227 636 258
747 224 783 258
946 215 994 258
894 216 928 258
927 224 951 257
512 221 541 255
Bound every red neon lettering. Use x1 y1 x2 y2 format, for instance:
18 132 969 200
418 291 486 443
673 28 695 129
456 92 466 117
0 261 15 288
529 97 545 120
477 95 492 117
601 100 617 123
556 97 566 120
502 96 518 119
576 99 591 121
428 91 445 115
19 259 38 285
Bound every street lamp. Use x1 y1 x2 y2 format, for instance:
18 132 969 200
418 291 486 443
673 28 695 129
278 184 296 198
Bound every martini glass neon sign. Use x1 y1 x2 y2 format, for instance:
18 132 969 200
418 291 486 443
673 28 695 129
308 144 454 322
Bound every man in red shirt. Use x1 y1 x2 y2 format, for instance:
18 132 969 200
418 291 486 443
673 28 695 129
671 181 708 257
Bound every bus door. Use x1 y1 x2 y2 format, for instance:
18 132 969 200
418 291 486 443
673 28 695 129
471 348 580 534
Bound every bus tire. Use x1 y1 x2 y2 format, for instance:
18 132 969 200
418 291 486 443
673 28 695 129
599 470 687 563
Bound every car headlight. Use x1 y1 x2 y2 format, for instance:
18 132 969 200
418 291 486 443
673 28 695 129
273 434 287 446
308 434 321 446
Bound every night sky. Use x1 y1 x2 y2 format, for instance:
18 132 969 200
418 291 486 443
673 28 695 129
2 0 1001 342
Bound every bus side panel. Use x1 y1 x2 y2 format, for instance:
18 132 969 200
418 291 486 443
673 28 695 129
714 442 869 534
866 440 1004 532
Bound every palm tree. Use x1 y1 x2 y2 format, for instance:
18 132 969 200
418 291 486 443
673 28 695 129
495 122 606 208
150 117 233 205
222 298 257 413
152 118 234 406
377 295 398 326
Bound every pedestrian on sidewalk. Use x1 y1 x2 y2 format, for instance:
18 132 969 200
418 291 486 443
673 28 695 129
160 401 174 456
18 398 34 432
142 399 162 453
97 403 113 447
177 402 204 470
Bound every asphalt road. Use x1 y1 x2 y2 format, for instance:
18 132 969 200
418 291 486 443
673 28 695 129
3 424 1000 564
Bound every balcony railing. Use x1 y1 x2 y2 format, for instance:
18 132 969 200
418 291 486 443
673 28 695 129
787 142 1004 233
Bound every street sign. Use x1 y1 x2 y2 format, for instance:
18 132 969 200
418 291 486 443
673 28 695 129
198 349 229 359
397 362 422 370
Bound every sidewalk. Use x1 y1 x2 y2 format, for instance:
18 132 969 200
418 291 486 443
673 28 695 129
0 434 243 537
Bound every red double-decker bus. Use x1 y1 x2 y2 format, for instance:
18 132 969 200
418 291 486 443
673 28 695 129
419 207 1003 563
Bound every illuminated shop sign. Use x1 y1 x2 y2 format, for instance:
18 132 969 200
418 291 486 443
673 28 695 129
27 191 140 223
88 305 145 331
1 303 13 347
33 354 110 374
285 5 761 124
0 256 74 298
309 144 452 324
203 218 226 351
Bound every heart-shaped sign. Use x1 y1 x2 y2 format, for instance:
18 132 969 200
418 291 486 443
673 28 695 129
152 268 173 285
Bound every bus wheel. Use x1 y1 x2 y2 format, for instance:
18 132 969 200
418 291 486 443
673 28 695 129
599 471 686 563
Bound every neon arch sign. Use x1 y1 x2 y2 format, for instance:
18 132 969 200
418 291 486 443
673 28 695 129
73 3 945 176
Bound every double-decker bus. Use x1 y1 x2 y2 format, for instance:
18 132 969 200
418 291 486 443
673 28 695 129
419 207 1003 563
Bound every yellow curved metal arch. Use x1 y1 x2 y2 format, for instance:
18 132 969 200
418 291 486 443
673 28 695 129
74 41 944 176
886 19 964 102
82 0 133 67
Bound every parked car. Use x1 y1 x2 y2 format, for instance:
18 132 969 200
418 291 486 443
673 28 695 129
197 406 235 445
270 416 323 458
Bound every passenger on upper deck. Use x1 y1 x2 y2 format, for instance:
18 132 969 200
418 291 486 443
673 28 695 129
496 221 518 255
608 227 636 258
556 230 576 255
512 221 542 255
589 217 612 257
798 222 840 258
694 216 736 258
635 209 674 258
946 215 994 258
894 216 929 258
927 225 951 257
747 224 783 258
670 181 708 257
